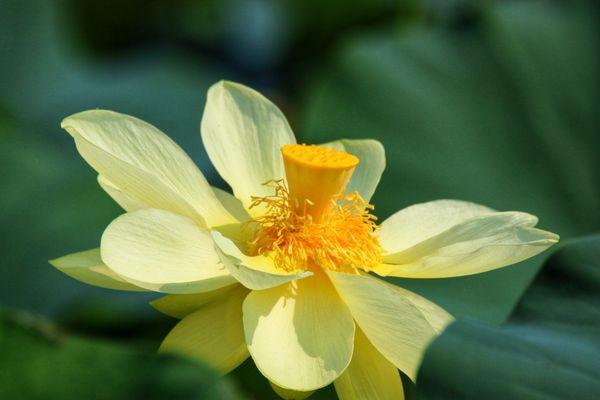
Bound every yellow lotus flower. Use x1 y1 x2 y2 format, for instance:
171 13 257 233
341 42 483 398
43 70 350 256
50 81 558 400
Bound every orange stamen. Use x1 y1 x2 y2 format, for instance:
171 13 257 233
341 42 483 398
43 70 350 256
248 179 381 273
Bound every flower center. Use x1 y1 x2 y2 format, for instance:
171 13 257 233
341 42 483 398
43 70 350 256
248 144 382 273
281 144 359 221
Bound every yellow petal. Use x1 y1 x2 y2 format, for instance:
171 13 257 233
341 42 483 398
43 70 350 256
323 139 385 203
98 174 249 226
150 284 239 318
378 200 494 254
49 248 146 292
243 271 354 391
334 328 404 400
270 381 314 400
159 285 250 374
377 201 559 278
392 285 455 334
201 81 296 213
62 110 237 228
212 231 312 290
97 175 147 211
212 186 251 222
101 209 235 293
328 272 453 380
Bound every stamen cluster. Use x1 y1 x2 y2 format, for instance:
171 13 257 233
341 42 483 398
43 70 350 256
248 180 382 273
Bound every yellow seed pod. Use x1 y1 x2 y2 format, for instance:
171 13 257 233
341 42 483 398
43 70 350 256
281 144 359 221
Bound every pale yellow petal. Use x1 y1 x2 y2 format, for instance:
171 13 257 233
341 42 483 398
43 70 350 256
150 284 239 318
97 175 147 211
243 271 354 391
269 381 314 400
101 209 235 293
212 231 312 290
334 328 404 400
328 272 453 380
159 285 249 374
208 188 251 247
377 206 559 278
62 110 237 227
201 81 296 212
378 200 494 254
212 186 251 222
391 284 455 334
76 135 203 222
323 139 385 203
49 248 146 292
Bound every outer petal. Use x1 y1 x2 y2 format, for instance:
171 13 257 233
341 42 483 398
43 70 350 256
97 175 147 211
62 110 236 228
150 284 239 319
49 248 146 292
377 203 559 278
328 272 453 380
212 231 312 290
212 187 251 222
269 382 314 400
99 174 250 227
323 139 385 203
101 209 235 293
378 200 494 254
334 328 404 400
159 285 250 375
201 81 296 212
243 271 355 391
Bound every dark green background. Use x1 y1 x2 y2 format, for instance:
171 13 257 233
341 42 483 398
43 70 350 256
1 0 598 398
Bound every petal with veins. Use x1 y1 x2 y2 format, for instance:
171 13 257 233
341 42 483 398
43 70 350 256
323 139 385 203
328 271 453 380
49 248 146 292
334 328 404 400
243 271 354 391
150 284 239 319
376 201 558 278
201 81 296 214
159 285 249 374
62 110 237 227
101 209 235 293
212 231 312 290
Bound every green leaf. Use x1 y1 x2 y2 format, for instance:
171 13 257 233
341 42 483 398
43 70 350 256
0 0 229 317
299 0 599 323
0 310 245 400
416 235 600 400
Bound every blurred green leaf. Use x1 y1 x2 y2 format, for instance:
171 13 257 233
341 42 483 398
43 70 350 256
416 235 600 400
229 359 339 400
0 115 159 316
0 0 234 171
62 0 419 73
0 309 244 400
299 0 599 323
0 0 233 317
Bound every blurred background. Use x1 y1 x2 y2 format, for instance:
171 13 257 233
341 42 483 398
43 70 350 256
1 0 598 399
